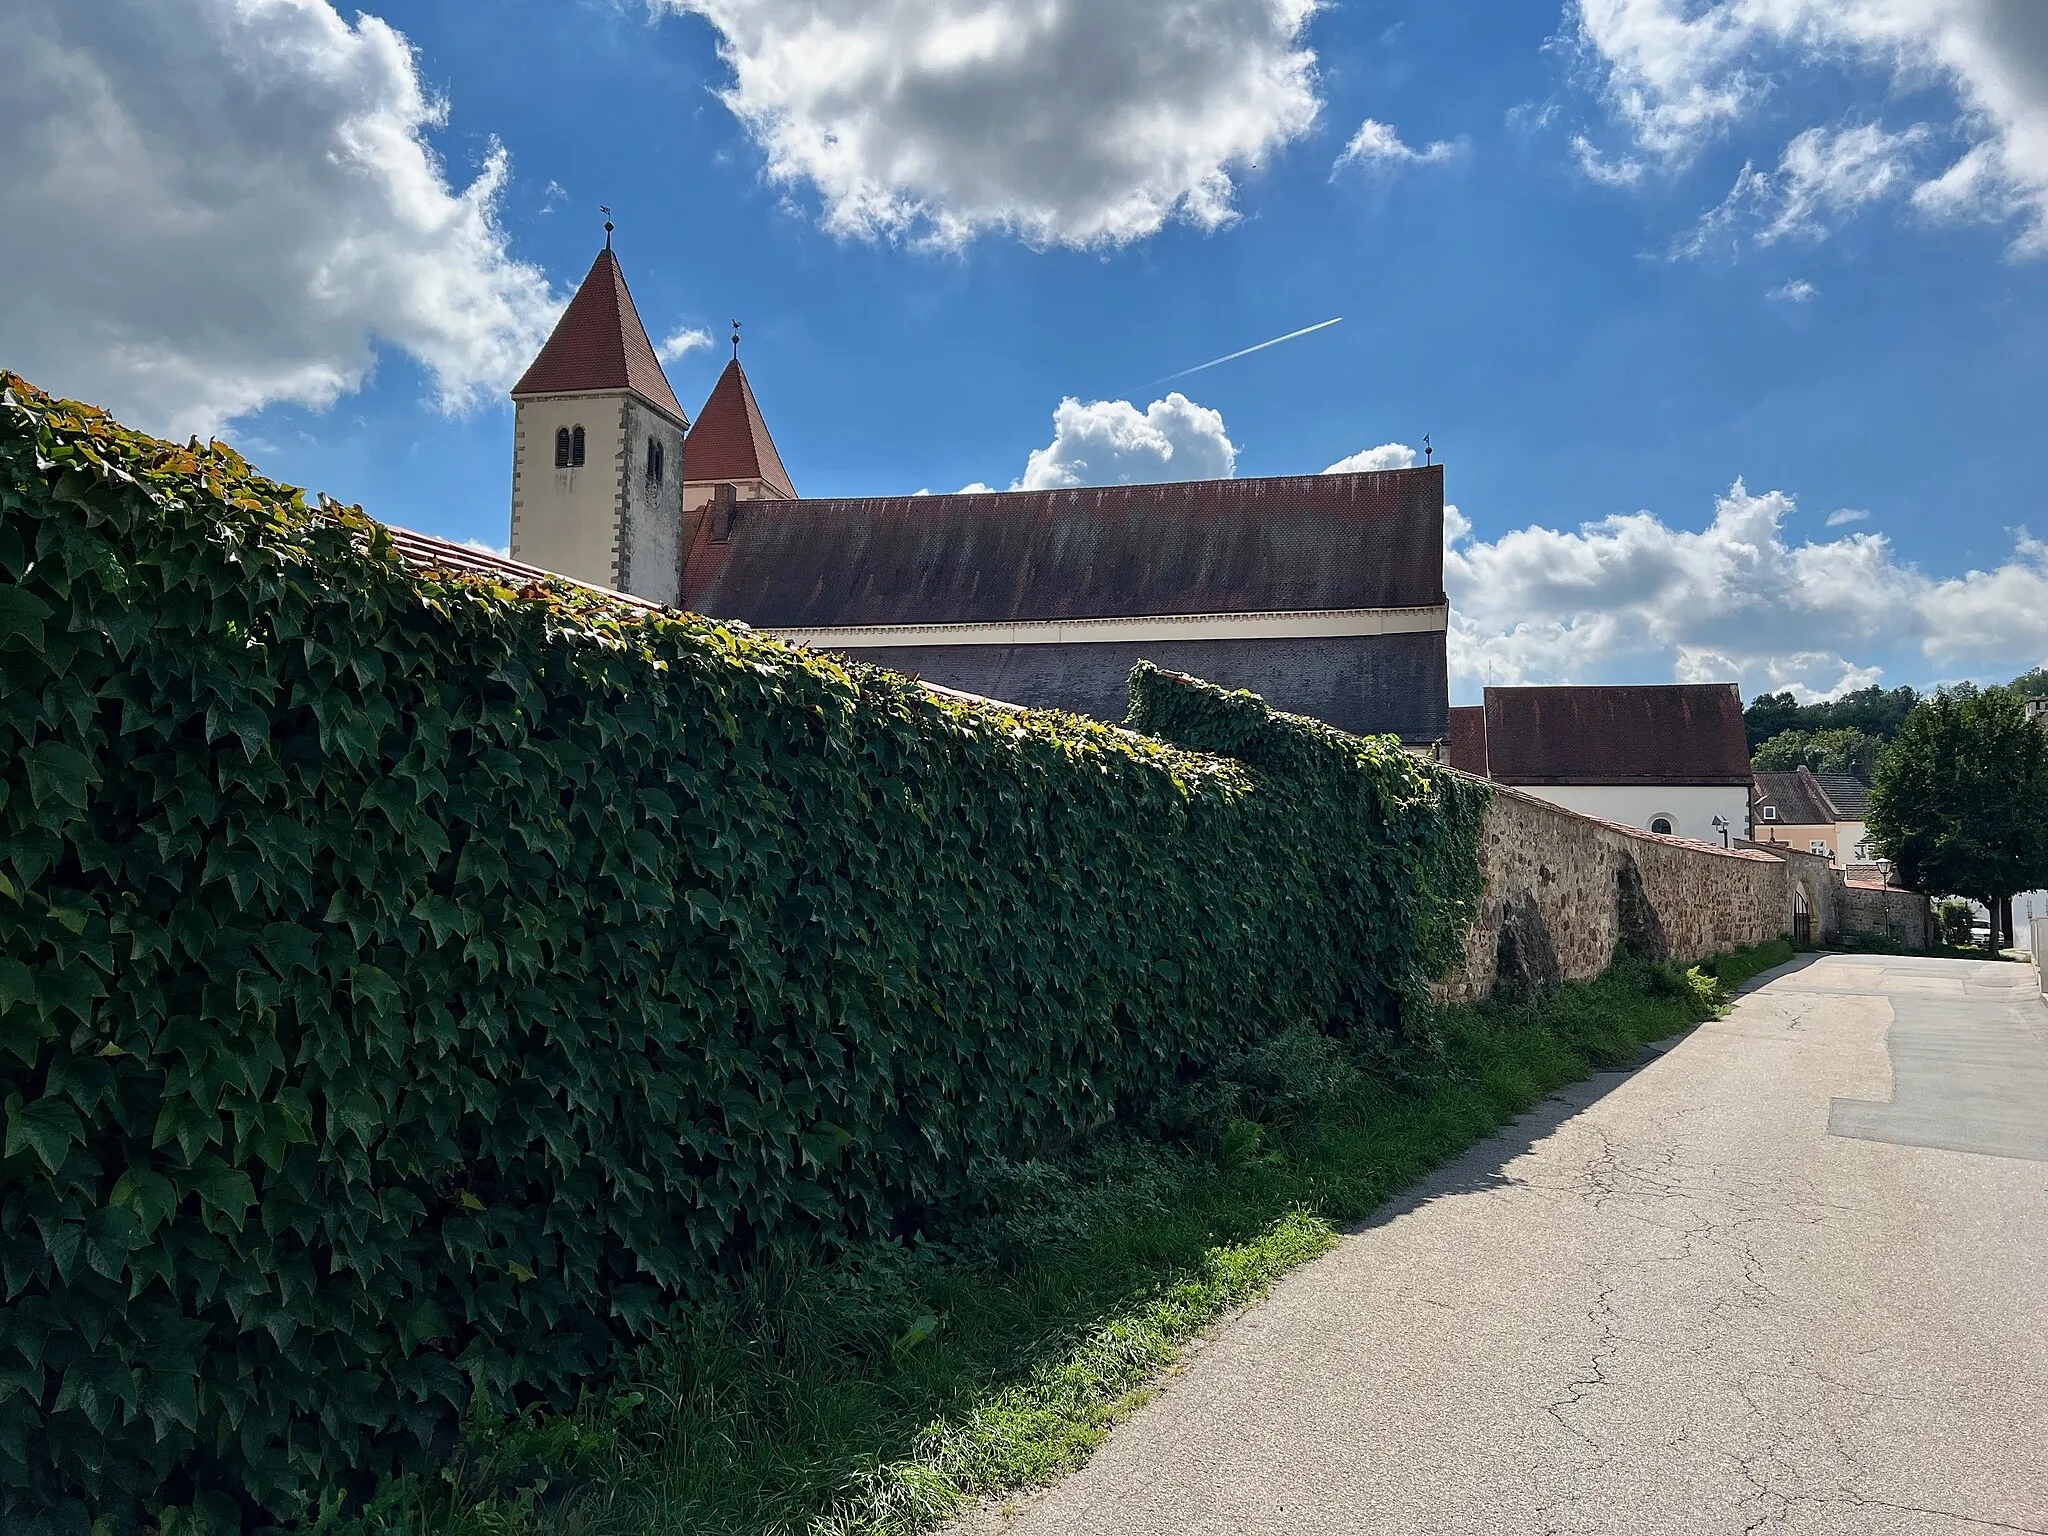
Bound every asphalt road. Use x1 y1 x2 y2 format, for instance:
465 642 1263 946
965 954 2048 1535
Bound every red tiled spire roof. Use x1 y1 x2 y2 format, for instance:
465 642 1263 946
685 357 795 497
511 247 687 425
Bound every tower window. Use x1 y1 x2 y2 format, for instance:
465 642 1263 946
1649 816 1674 836
647 438 664 484
554 427 571 468
571 425 586 467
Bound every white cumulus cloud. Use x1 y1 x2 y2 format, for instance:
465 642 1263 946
1571 0 2048 256
1826 507 1871 525
1333 120 1463 172
1447 481 2048 698
1323 442 1418 474
1770 278 1820 302
1015 394 1238 490
657 326 714 362
0 0 560 439
653 0 1321 248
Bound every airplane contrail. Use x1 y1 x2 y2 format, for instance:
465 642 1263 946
1153 317 1343 385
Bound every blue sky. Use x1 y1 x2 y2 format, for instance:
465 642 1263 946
5 0 2046 702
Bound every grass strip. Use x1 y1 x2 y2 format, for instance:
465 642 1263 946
1692 936 1796 995
324 947 1780 1536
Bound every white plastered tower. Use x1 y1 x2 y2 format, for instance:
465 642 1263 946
508 238 689 606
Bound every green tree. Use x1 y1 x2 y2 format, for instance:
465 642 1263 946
1751 727 1812 771
1743 685 1920 752
1866 685 2048 950
2009 666 2048 701
1752 727 1885 778
1745 691 1803 751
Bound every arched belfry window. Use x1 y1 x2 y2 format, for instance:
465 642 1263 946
554 427 571 468
570 425 586 467
1649 815 1674 836
647 438 664 484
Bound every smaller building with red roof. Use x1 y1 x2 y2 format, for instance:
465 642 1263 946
1448 684 1752 844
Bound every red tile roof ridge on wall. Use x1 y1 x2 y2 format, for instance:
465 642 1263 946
1456 773 1786 862
510 247 688 426
381 525 663 610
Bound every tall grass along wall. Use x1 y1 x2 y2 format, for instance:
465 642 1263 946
0 377 1487 1525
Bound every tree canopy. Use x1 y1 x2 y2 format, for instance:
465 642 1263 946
1751 726 1886 779
1743 685 1923 752
1865 685 2048 910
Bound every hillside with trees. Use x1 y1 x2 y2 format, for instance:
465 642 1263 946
1746 669 2048 771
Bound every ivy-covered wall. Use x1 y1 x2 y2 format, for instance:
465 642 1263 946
0 376 1488 1524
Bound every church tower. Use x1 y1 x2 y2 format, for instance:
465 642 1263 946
509 238 689 605
679 349 797 549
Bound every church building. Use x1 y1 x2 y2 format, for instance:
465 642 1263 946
507 242 1452 745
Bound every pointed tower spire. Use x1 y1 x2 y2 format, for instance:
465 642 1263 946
511 246 686 425
685 354 795 500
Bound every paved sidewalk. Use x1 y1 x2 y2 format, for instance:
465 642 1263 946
963 954 2048 1535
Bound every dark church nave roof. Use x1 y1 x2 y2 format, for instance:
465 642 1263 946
679 466 1447 627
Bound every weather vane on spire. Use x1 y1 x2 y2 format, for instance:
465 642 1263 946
1424 434 1433 465
601 206 613 249
731 319 742 359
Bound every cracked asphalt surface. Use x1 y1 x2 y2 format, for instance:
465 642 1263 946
966 954 2048 1535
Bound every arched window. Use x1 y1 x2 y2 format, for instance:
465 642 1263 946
554 427 571 468
647 438 664 484
1649 816 1674 836
570 425 586 467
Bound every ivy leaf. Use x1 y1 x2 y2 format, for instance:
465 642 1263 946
190 1163 257 1233
84 1206 144 1279
0 959 32 1012
110 1169 179 1235
411 893 466 946
349 963 401 1017
24 741 95 809
5 1093 84 1173
0 583 53 648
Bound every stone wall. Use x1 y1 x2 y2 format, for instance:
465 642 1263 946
1437 782 1794 1003
1841 882 1932 948
1765 843 1839 942
1434 778 1937 1003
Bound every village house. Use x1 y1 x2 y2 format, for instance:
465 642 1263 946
504 241 1452 744
1448 684 1753 844
1750 766 1873 870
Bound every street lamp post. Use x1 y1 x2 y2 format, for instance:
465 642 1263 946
1712 814 1731 849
